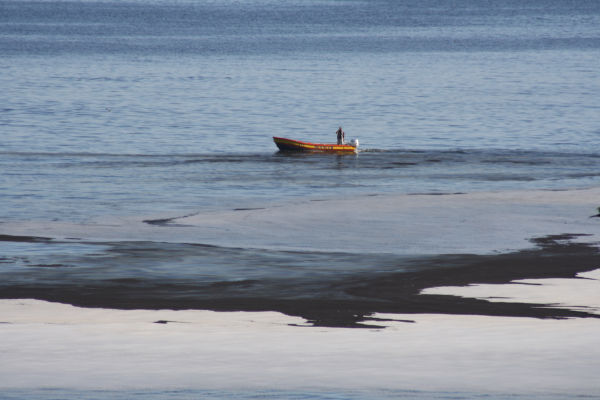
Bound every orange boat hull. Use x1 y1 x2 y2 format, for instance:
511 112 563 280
273 137 357 154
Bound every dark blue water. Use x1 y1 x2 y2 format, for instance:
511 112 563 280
1 0 600 398
2 0 600 55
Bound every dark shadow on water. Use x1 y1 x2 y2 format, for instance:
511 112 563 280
0 233 598 328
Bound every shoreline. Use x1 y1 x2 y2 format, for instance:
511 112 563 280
1 233 598 328
1 187 599 327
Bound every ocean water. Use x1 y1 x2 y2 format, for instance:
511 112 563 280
2 0 600 398
2 0 600 223
0 388 584 400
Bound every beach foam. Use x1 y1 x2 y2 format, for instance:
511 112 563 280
422 268 600 315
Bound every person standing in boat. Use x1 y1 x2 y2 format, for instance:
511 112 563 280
336 126 345 145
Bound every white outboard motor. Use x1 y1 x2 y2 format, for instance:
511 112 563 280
350 138 359 148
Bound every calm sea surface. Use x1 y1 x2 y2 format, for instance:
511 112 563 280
1 0 600 398
2 0 600 222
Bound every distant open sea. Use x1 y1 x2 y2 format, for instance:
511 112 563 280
2 0 600 398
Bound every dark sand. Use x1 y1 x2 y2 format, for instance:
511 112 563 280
1 233 598 328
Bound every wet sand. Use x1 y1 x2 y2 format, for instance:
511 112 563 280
1 233 598 328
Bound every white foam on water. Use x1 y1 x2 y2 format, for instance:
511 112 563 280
1 298 600 396
2 187 599 255
422 269 600 315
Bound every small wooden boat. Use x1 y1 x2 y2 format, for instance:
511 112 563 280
273 136 358 154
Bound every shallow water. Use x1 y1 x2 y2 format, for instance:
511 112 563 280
2 0 600 397
2 149 600 223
